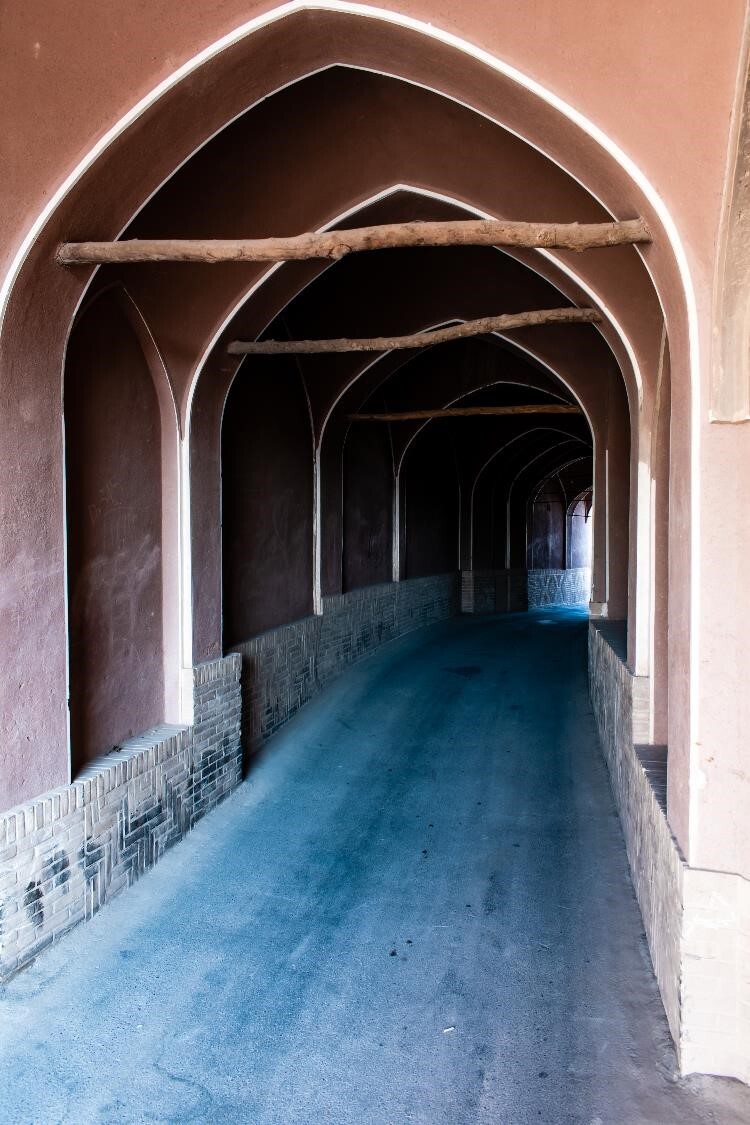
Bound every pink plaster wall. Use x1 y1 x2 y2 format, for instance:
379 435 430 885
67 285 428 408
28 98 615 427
65 290 165 772
221 360 315 644
0 4 747 879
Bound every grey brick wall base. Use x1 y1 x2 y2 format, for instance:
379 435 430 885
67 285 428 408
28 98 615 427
461 568 590 612
0 654 241 982
460 570 528 613
527 567 591 607
590 622 750 1082
588 621 683 1046
232 575 458 754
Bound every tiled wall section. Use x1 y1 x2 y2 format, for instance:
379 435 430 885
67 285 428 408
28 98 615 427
0 654 241 982
589 621 750 1085
232 574 458 752
527 567 591 608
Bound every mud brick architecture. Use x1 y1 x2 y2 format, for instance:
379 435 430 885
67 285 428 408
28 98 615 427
3 0 750 1097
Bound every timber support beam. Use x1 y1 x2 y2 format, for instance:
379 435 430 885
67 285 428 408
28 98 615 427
57 218 650 266
227 308 600 355
349 405 582 421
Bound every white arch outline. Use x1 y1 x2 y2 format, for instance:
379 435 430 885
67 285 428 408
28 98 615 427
566 484 594 519
390 331 596 477
199 182 619 657
528 455 591 507
505 440 586 568
188 182 627 616
327 324 595 587
0 4 697 380
61 284 184 757
112 289 183 725
526 454 591 570
189 190 643 452
468 427 590 569
3 9 697 770
191 181 632 439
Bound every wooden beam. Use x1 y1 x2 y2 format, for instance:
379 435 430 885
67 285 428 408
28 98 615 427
57 218 650 265
228 308 600 356
349 405 581 421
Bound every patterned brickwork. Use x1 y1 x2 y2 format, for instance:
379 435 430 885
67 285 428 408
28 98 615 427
0 654 241 982
527 567 591 607
232 575 458 754
461 569 590 613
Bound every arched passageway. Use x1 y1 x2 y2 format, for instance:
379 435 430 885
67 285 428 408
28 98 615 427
3 3 750 1100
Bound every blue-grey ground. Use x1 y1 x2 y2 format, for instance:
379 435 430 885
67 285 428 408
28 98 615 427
1 608 749 1124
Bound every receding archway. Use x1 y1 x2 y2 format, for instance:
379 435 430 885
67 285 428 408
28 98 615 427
64 288 165 773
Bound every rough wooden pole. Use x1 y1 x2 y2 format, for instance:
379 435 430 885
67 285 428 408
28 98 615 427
57 218 650 265
349 405 581 421
227 308 600 355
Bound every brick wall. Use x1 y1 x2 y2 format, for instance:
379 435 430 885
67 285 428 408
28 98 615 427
0 580 457 982
527 567 591 607
461 568 590 613
0 654 241 981
588 621 683 1043
232 574 458 753
589 621 750 1084
460 570 528 613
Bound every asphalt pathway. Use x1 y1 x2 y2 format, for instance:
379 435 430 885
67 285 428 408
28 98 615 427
1 608 749 1124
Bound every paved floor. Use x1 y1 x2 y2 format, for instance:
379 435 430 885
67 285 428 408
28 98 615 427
1 608 749 1124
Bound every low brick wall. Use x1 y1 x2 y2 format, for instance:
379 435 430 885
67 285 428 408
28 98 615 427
232 574 458 753
588 621 683 1045
589 623 750 1083
461 568 590 613
460 570 528 613
0 654 241 981
527 567 591 607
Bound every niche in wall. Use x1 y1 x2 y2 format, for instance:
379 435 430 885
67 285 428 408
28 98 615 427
222 359 314 644
342 424 394 592
402 425 460 578
65 289 165 774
